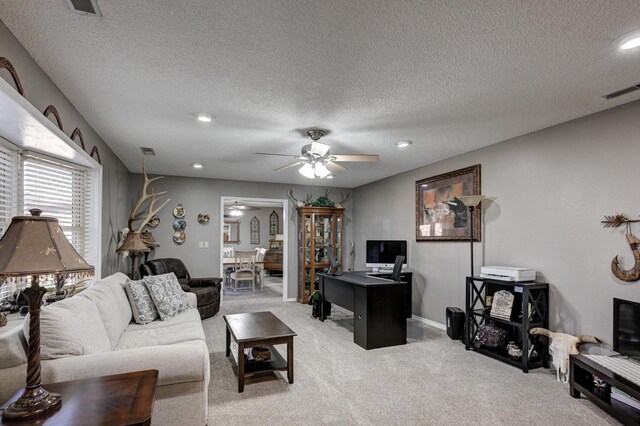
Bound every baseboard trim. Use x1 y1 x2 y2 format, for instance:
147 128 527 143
285 297 297 302
411 314 446 331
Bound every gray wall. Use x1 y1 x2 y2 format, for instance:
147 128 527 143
224 207 283 250
0 19 131 277
130 174 353 300
353 100 640 343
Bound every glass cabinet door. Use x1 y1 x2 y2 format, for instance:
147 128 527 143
297 207 344 303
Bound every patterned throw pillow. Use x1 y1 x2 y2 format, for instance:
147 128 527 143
125 278 159 325
143 273 192 320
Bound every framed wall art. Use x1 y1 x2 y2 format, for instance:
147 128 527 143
269 210 279 235
415 164 481 241
250 216 260 244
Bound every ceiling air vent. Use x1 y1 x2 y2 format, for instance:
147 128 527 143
66 0 102 17
602 83 640 100
140 147 156 156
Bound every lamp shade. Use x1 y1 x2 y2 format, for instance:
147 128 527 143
457 195 486 208
0 211 94 278
140 230 160 248
116 231 151 253
299 163 315 179
314 163 331 178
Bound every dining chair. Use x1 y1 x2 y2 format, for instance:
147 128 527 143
230 250 257 294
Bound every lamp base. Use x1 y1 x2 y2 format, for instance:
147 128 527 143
2 385 62 420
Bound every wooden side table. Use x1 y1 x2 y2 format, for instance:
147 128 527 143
224 311 296 393
0 370 158 425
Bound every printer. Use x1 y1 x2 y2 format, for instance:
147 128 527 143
480 266 536 282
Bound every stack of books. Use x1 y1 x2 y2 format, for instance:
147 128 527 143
611 386 640 413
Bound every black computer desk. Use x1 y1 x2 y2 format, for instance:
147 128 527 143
318 271 407 350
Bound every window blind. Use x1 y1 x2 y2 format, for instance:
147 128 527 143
0 145 19 301
20 154 93 261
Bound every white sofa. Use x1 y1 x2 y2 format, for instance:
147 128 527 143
0 273 210 425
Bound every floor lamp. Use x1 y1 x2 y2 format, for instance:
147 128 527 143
0 209 94 420
456 195 486 277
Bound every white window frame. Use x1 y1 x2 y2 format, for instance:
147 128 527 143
0 77 102 297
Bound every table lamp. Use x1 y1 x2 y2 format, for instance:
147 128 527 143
456 195 486 277
116 231 150 279
0 208 94 421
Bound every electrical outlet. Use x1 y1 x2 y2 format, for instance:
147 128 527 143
198 241 204 249
204 241 209 248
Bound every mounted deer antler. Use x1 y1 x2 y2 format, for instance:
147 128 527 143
129 162 170 232
334 191 351 207
287 188 310 207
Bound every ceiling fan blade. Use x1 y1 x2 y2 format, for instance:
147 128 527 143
332 154 379 162
255 152 300 158
310 142 331 156
275 161 303 171
325 161 347 173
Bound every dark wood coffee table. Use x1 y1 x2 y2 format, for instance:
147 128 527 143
0 370 158 425
224 311 296 393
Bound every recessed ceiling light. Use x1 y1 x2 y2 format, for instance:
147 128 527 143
196 112 214 123
191 163 203 169
619 31 640 50
396 140 413 148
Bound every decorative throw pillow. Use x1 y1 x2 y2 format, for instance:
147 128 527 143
143 273 192 320
125 278 159 325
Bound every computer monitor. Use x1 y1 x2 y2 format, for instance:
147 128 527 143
366 240 407 273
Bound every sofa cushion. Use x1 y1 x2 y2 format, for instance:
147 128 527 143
125 278 158 324
79 273 132 349
144 273 192 321
24 296 111 359
114 310 205 350
0 326 27 368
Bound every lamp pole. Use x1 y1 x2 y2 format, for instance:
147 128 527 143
468 205 476 277
456 195 486 278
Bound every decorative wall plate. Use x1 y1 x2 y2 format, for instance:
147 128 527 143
197 213 210 224
147 215 160 228
173 204 185 218
173 219 186 231
173 230 186 245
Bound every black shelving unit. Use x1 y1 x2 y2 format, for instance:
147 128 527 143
465 276 550 372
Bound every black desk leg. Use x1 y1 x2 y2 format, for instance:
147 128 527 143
319 279 325 322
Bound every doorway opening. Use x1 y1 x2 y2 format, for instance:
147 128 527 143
219 196 289 304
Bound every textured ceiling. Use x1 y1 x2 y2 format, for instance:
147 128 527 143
1 1 640 188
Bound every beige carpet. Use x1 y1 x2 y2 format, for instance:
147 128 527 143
203 293 618 425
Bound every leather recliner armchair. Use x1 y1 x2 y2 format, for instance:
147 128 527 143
139 258 222 319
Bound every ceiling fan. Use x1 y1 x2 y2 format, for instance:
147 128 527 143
225 201 259 217
256 129 379 178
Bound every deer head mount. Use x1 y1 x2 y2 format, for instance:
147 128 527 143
129 162 170 233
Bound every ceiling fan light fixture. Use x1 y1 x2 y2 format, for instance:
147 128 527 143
196 112 214 123
314 163 331 178
230 208 243 216
299 163 316 179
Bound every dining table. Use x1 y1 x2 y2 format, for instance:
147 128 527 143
223 257 265 290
